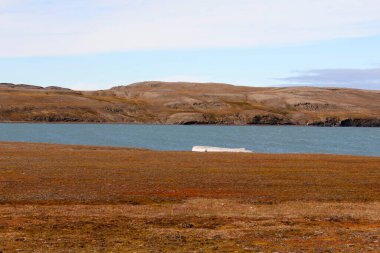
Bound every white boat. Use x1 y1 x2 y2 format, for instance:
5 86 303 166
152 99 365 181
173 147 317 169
192 146 252 153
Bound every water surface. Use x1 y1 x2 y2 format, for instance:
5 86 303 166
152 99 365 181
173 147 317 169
0 123 379 156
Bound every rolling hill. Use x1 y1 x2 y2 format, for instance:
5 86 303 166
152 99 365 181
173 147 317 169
1 81 379 126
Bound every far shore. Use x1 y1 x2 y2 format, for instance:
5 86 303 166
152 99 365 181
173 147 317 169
1 82 379 127
0 120 379 127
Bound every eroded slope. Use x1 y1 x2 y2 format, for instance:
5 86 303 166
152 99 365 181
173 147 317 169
1 81 379 125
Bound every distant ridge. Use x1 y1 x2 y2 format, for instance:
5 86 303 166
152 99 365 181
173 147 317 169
0 83 71 91
0 83 44 89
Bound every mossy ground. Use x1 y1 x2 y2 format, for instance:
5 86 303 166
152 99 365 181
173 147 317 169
0 142 379 252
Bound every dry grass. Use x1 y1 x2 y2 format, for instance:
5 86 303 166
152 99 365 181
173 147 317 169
1 201 379 252
0 142 379 252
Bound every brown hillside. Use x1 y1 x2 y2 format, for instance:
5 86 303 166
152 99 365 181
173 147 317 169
1 81 379 125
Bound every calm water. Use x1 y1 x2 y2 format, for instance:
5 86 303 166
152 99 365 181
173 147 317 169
0 123 379 156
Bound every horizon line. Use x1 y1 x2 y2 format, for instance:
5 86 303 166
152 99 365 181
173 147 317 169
1 81 379 92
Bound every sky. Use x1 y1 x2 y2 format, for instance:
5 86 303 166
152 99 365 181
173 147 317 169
0 0 380 90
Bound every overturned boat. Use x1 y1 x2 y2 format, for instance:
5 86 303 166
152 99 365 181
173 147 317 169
192 146 252 153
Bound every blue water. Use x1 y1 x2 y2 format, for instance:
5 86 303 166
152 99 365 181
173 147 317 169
0 123 379 156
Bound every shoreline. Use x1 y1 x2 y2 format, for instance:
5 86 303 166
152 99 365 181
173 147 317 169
0 120 379 127
0 141 378 158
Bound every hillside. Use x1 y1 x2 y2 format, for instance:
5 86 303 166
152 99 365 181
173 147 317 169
1 81 379 126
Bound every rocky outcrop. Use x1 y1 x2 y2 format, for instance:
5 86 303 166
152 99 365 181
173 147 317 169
309 117 380 127
166 113 209 125
30 112 106 122
249 115 294 125
339 118 380 127
308 117 341 127
293 103 337 111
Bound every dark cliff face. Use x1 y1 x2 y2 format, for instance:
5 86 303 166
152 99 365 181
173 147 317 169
172 116 380 127
0 82 379 126
308 117 380 127
339 118 380 127
308 118 380 127
249 115 294 125
308 117 341 127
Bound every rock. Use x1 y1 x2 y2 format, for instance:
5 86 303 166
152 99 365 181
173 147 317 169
181 223 194 228
339 118 380 127
166 113 208 125
308 117 380 127
249 115 294 125
308 117 340 127
293 102 337 111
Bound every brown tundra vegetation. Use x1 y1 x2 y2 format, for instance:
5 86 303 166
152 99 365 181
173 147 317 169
1 81 380 126
0 142 379 252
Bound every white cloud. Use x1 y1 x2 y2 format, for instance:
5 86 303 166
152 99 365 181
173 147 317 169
1 0 380 57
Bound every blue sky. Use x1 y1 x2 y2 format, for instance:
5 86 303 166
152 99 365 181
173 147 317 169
1 0 380 90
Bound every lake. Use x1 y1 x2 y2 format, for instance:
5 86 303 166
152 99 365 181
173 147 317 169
0 123 379 156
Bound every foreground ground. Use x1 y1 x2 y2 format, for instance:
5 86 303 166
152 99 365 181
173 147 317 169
0 142 379 252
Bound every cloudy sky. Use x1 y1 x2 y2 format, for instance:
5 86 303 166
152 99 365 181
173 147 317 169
1 0 380 90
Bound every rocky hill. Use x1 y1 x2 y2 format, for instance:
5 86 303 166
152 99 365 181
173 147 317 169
0 81 379 126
